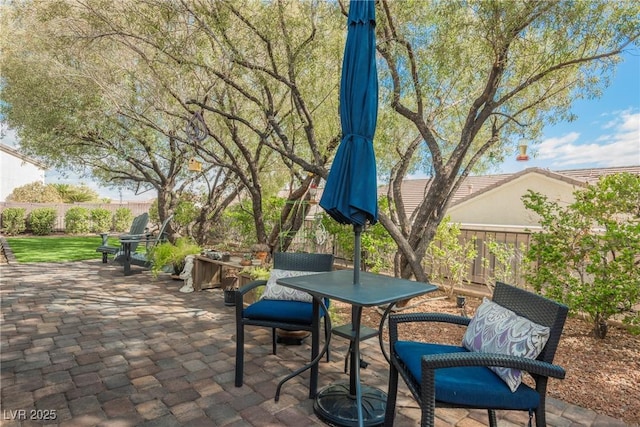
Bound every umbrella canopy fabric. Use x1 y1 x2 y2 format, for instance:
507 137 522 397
320 0 378 227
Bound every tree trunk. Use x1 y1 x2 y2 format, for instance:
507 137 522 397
594 313 608 339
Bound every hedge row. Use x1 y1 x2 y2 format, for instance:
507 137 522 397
1 207 135 235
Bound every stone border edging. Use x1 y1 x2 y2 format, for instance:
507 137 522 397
0 236 17 264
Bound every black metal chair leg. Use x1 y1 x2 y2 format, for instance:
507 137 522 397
324 315 331 362
488 409 497 427
384 363 399 426
235 320 244 387
272 328 277 355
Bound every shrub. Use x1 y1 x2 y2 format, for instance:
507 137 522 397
224 196 286 249
90 208 112 233
7 182 63 203
1 207 27 235
424 216 477 297
523 172 640 338
65 207 91 234
113 208 133 232
482 236 527 292
174 199 199 228
29 208 57 235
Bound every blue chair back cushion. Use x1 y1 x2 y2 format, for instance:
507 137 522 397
243 299 327 325
394 341 540 410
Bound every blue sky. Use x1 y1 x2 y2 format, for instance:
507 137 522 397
497 50 640 174
2 50 638 200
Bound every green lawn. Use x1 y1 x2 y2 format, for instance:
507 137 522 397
4 236 121 263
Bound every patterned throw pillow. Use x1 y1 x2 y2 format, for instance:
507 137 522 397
462 297 551 392
261 269 319 302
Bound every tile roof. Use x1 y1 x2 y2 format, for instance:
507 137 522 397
554 165 640 185
379 165 640 218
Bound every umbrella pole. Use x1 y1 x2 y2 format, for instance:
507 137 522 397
353 224 362 285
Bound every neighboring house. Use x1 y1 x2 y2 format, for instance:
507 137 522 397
384 165 640 229
378 165 640 286
0 143 47 202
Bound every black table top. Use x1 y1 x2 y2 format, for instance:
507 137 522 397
276 269 437 307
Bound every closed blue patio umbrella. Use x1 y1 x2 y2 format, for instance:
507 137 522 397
319 0 378 286
316 1 381 426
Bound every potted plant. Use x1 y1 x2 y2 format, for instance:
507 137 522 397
222 275 239 306
240 265 271 281
240 252 253 266
251 243 270 264
149 237 202 277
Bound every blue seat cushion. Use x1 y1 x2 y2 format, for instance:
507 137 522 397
243 299 327 324
394 341 540 410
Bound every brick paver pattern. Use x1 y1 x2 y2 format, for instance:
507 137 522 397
0 260 629 426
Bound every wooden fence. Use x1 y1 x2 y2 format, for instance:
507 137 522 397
461 226 533 287
292 219 535 288
0 201 153 232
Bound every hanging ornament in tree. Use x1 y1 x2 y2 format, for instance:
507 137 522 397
185 111 206 173
186 111 207 142
516 139 530 161
188 158 202 172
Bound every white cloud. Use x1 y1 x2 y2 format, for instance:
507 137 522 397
537 111 640 168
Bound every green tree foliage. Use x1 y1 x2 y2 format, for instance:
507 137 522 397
177 1 344 248
5 182 100 204
1 207 27 235
0 1 341 247
64 207 91 234
0 2 237 241
28 208 56 235
424 217 477 297
224 196 289 250
7 182 63 203
374 1 639 283
52 184 99 203
173 198 199 235
322 198 396 274
2 1 638 277
523 173 640 338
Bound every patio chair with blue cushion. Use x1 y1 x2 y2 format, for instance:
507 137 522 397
234 252 334 398
96 212 149 263
384 281 568 427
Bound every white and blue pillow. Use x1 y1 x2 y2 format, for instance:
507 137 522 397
261 269 318 302
462 297 551 392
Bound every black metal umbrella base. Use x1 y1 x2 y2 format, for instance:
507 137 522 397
313 382 386 427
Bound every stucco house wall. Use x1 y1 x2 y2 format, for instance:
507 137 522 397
0 143 47 202
381 166 640 230
446 170 584 228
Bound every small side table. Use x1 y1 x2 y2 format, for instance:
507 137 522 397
277 270 437 427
